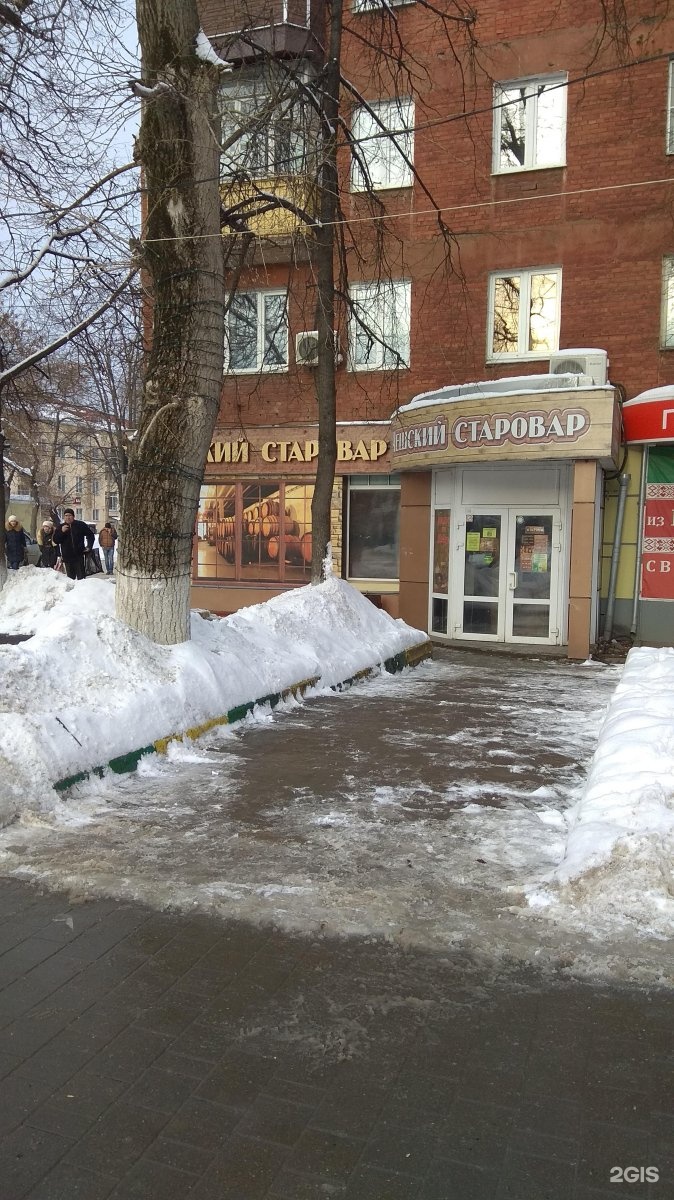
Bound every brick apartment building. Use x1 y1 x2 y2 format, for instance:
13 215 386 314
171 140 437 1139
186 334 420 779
190 0 674 657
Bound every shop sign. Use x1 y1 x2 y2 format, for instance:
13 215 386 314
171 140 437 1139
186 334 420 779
207 437 388 466
640 446 674 601
451 408 589 449
392 419 448 454
623 391 674 444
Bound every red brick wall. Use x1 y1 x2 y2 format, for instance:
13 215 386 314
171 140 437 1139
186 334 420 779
206 0 674 429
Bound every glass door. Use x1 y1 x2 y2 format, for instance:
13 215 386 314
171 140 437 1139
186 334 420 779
461 513 504 639
454 508 561 643
505 513 560 643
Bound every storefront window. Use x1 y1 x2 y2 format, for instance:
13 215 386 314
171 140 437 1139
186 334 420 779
347 476 400 579
195 481 313 583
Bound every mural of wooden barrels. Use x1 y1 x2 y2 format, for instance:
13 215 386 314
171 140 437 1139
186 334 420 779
261 499 280 519
261 515 279 538
300 531 312 563
224 536 235 563
268 535 303 563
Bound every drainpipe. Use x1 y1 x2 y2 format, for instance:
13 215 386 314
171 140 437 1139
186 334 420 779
603 472 630 642
630 448 648 636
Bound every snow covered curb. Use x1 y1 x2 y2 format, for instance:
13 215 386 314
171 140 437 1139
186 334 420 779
0 569 429 821
553 646 674 882
53 639 431 794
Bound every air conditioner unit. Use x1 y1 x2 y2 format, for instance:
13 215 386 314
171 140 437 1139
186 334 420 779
295 330 341 367
549 348 608 386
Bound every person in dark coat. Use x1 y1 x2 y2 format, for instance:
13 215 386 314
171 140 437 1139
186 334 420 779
52 508 94 580
36 520 59 569
4 516 28 569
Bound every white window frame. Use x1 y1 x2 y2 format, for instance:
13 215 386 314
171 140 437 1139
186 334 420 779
353 0 415 11
487 267 562 362
349 280 411 371
351 98 414 192
668 62 674 154
225 289 289 375
661 256 674 347
57 474 66 493
493 74 567 174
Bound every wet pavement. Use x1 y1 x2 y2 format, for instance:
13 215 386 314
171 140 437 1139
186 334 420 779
0 649 672 1198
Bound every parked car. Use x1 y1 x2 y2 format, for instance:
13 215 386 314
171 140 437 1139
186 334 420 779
24 536 41 566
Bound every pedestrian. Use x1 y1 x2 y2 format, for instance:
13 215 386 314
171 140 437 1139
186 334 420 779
36 519 59 569
98 521 118 575
52 508 95 580
4 516 28 570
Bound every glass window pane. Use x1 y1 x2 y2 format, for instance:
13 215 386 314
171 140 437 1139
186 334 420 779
514 516 552 599
433 509 450 593
463 601 498 636
283 484 314 582
664 259 674 347
262 294 288 367
535 83 564 166
528 272 558 353
512 603 550 638
498 88 526 168
463 515 501 598
432 596 448 634
228 294 258 370
348 488 400 579
196 484 237 581
492 276 520 355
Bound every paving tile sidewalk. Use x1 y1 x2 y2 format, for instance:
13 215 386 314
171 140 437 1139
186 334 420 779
0 877 671 1200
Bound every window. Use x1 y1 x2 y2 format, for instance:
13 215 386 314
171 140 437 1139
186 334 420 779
347 476 400 580
91 478 99 496
92 509 99 523
57 474 66 493
57 444 65 460
349 280 411 369
75 508 82 520
493 75 566 172
75 476 83 493
106 493 118 512
354 0 414 9
226 290 288 373
488 268 561 360
75 446 83 461
351 98 414 191
661 257 674 347
662 62 666 154
196 482 314 584
221 87 310 178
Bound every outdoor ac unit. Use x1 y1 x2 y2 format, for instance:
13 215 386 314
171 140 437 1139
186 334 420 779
549 348 608 386
295 330 341 367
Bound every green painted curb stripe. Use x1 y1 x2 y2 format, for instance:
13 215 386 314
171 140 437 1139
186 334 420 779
52 640 431 795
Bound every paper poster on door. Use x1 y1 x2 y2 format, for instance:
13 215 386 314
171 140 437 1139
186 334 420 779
520 525 549 573
465 532 480 551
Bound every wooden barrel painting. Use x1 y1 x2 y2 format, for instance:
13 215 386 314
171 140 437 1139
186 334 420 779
267 535 280 561
300 531 312 563
224 536 235 563
261 516 280 538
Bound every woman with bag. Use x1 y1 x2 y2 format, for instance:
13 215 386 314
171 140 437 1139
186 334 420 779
36 520 59 569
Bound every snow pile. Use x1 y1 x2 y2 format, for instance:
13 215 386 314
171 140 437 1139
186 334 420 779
525 647 674 927
0 567 425 826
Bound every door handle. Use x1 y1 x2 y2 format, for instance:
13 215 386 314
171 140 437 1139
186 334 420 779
508 571 517 590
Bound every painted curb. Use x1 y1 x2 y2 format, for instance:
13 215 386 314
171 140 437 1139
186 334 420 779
53 639 432 794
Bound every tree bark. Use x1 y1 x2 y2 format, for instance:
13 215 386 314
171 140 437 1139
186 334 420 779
117 0 225 643
310 0 342 584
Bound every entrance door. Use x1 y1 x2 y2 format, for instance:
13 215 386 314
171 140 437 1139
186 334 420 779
458 509 561 644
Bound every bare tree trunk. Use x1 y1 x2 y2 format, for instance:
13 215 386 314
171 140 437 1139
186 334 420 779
310 0 342 584
116 0 225 643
